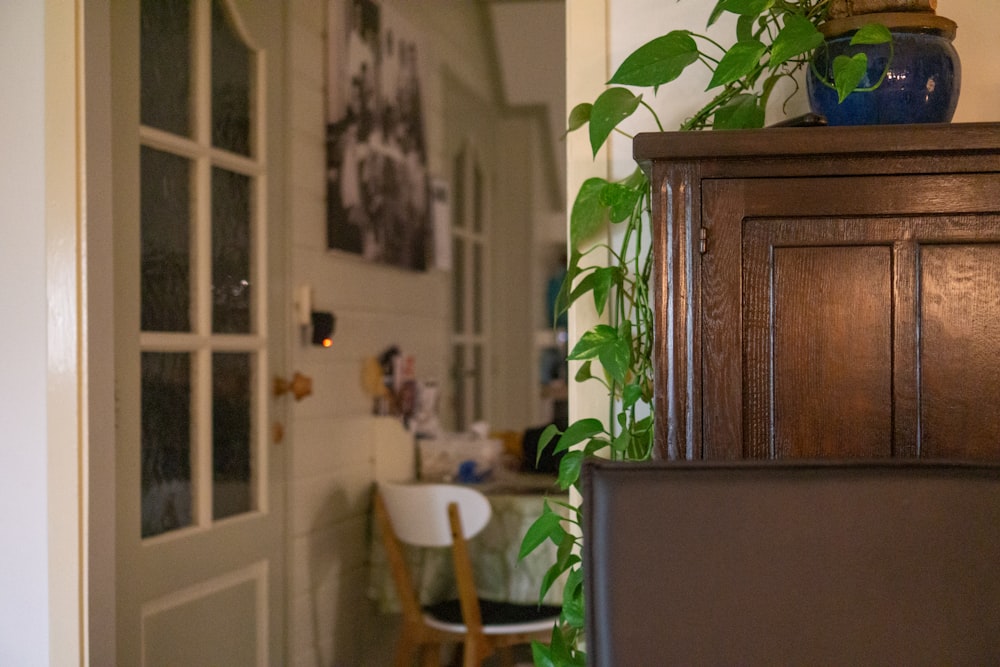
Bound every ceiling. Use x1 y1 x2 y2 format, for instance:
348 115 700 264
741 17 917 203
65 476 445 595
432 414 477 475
484 0 566 209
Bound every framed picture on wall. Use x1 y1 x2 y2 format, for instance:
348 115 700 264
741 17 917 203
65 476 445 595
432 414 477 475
326 0 431 271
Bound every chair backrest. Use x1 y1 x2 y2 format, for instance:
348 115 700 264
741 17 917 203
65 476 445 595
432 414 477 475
583 459 1000 666
378 482 492 547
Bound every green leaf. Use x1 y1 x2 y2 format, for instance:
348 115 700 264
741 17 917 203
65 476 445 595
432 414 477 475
833 52 868 102
583 436 612 456
600 181 642 223
707 40 766 90
612 428 631 453
531 641 556 667
519 502 564 559
568 324 631 385
546 624 578 665
564 566 584 599
561 590 585 628
574 359 593 383
622 382 643 410
770 14 824 68
607 31 699 87
713 93 765 129
570 178 610 249
718 0 774 17
598 333 632 386
534 423 562 465
569 266 618 316
567 324 617 361
588 87 641 156
557 450 585 489
736 14 755 43
707 0 727 27
850 22 892 46
566 102 591 133
538 566 561 605
556 418 605 450
590 266 618 315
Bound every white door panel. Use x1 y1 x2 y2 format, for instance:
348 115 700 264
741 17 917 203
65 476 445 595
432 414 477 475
113 2 287 664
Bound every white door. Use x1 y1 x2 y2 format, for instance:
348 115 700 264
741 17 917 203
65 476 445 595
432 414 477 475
112 2 288 664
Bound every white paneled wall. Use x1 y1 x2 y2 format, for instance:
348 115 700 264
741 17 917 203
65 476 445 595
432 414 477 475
284 1 501 664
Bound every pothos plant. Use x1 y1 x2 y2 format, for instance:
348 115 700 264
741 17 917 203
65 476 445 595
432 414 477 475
518 1 891 665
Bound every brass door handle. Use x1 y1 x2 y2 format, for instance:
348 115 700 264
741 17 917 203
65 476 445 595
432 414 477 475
274 372 313 401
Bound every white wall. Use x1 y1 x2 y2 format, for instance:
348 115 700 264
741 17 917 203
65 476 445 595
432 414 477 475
0 3 50 662
0 1 84 664
947 1 1000 121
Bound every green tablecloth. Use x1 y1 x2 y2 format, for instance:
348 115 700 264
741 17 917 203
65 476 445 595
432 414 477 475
368 487 568 612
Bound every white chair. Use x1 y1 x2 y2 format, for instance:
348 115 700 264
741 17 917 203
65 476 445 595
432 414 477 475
374 482 561 667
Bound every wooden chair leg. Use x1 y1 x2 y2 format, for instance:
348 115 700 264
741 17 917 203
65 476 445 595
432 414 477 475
462 637 492 667
496 646 515 667
420 642 441 667
394 628 419 667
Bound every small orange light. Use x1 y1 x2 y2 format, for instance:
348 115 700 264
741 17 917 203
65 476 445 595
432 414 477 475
322 338 333 348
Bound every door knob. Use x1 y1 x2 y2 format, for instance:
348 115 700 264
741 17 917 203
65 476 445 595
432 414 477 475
274 372 313 401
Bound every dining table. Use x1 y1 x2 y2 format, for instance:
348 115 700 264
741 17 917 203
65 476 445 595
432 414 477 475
367 474 568 612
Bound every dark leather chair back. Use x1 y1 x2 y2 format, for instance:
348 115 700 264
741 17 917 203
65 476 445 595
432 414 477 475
583 460 1000 666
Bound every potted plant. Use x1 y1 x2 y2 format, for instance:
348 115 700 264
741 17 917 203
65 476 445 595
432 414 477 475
517 1 959 665
808 0 961 124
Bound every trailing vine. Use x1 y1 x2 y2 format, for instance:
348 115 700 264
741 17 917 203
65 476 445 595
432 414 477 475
518 1 892 665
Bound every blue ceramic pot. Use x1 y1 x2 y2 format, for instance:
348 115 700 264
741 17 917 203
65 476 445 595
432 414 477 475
807 27 961 126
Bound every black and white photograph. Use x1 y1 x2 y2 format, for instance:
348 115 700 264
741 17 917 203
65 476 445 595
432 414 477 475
326 0 431 270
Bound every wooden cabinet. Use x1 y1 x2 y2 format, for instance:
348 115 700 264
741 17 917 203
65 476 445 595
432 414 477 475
635 123 1000 461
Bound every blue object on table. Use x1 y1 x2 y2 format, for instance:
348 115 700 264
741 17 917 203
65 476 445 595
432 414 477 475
457 459 490 484
807 29 960 126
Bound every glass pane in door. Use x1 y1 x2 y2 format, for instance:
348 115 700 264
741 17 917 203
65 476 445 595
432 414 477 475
140 0 191 136
141 352 193 538
473 163 483 233
211 0 252 156
472 243 483 335
452 345 466 428
212 167 252 334
213 352 253 519
472 344 483 421
141 146 192 332
452 237 465 333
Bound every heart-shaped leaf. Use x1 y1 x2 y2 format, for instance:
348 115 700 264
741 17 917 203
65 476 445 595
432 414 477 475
570 177 609 248
713 93 765 129
557 450 585 489
707 0 727 27
589 87 641 156
851 22 892 45
717 0 774 17
566 102 591 133
833 52 868 102
555 417 605 450
572 266 618 315
770 14 824 68
573 359 593 383
568 324 618 361
736 14 756 42
607 31 699 87
519 501 564 559
708 39 766 89
600 181 643 222
598 334 632 385
622 382 644 410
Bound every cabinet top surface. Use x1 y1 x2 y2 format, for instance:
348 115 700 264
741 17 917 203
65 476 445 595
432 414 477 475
633 122 1000 164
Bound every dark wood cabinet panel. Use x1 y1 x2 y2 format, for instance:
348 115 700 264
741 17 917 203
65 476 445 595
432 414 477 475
635 123 1000 461
921 241 1000 459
